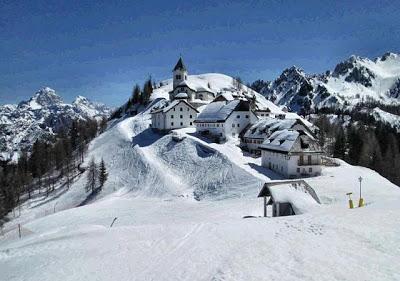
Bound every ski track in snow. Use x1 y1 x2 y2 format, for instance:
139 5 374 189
1 74 400 280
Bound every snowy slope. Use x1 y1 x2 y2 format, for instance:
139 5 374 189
0 87 111 161
1 158 399 281
1 73 400 281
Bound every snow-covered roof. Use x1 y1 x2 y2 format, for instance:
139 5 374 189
176 80 215 95
258 180 321 214
151 99 198 114
195 100 249 122
243 117 301 139
175 92 188 99
284 112 315 128
213 91 235 102
259 129 322 154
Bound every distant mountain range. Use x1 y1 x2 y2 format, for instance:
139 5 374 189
0 87 111 161
253 52 400 113
2 53 400 162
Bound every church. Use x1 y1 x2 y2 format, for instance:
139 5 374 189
169 57 216 107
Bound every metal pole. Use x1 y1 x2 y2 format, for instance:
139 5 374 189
110 217 118 228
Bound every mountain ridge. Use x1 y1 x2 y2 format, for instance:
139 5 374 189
255 52 400 114
0 87 111 162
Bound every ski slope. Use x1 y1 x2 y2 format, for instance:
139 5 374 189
1 73 400 280
1 162 399 281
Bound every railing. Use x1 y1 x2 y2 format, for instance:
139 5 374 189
297 160 321 166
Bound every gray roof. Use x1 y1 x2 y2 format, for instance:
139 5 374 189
173 57 187 71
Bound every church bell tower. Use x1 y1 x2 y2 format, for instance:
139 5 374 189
173 57 188 89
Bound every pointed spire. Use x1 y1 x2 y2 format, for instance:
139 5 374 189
173 57 187 71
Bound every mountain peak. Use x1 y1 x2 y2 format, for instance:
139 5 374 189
32 87 63 107
379 52 399 62
73 95 90 105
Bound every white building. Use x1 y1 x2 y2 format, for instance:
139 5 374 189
259 129 323 178
169 57 215 107
194 100 258 142
151 96 199 131
241 117 316 154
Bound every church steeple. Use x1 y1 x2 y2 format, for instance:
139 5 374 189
173 57 188 89
173 57 187 71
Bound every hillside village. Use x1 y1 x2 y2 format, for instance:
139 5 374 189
1 58 400 281
150 58 324 179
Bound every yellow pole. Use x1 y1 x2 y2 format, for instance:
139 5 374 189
346 192 354 209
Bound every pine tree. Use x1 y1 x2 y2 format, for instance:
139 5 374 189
333 128 346 159
98 158 108 189
85 157 98 193
142 77 153 105
132 84 141 104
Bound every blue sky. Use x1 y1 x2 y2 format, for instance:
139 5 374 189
1 0 399 106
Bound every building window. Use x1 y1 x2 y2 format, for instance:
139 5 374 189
171 122 174 126
297 168 300 173
245 115 249 118
232 124 235 128
237 115 240 118
173 108 175 111
237 124 240 127
171 115 174 119
216 124 219 127
180 122 183 126
176 75 181 80
309 167 312 173
190 122 192 126
190 115 192 118
180 115 183 118
180 108 183 111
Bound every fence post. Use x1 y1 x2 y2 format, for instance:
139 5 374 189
18 224 21 239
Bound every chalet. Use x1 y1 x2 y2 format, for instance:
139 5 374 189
194 99 258 142
241 117 316 154
258 180 321 217
151 97 199 131
169 57 216 107
259 129 323 178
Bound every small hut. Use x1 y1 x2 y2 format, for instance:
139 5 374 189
258 180 321 217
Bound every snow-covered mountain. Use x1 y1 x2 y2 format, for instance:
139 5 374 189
1 73 400 280
0 87 111 161
258 52 400 113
